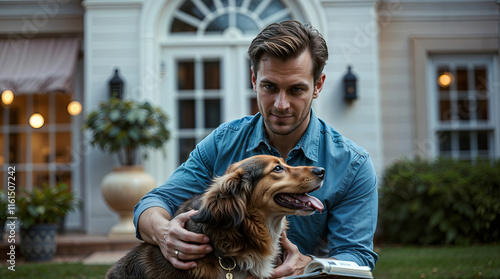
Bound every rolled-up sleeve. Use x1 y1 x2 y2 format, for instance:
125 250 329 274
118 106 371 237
133 130 218 240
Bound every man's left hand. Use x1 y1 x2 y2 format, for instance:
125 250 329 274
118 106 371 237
245 231 313 278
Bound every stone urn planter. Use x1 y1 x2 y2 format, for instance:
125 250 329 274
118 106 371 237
101 166 156 238
83 98 170 238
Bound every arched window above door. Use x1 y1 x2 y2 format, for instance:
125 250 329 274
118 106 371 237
170 0 292 36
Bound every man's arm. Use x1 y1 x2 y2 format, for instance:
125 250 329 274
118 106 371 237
132 129 221 269
136 206 212 270
328 155 379 270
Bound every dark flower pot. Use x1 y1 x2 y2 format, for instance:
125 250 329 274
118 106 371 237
21 224 58 261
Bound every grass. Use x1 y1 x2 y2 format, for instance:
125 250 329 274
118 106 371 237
1 245 499 278
373 245 500 278
0 262 111 278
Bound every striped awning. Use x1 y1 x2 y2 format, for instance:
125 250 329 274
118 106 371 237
0 37 80 94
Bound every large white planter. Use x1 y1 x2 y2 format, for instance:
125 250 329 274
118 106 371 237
101 166 156 239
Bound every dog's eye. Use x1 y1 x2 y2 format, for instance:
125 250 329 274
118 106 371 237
273 165 284 172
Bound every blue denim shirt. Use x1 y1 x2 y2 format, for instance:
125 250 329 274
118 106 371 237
134 110 379 270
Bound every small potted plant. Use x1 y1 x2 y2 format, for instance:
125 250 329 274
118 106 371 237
17 183 81 261
82 98 170 237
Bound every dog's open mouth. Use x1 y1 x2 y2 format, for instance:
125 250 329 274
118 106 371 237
274 192 324 213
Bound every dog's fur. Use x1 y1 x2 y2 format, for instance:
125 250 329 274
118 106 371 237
106 155 325 279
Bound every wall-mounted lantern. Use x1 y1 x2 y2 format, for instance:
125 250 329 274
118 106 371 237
109 68 124 99
343 65 357 101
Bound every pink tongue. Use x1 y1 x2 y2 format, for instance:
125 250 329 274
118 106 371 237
294 194 324 213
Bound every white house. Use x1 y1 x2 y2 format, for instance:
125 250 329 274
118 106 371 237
1 0 498 235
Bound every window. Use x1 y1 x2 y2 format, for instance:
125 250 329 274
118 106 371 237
176 58 223 163
170 0 292 35
0 93 77 191
430 55 497 160
163 0 301 167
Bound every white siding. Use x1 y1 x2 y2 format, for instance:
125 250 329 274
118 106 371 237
82 0 143 234
318 0 384 175
378 0 499 168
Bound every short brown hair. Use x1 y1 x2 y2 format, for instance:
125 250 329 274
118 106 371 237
247 20 328 82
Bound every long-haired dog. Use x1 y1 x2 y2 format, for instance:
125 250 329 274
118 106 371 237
106 155 325 279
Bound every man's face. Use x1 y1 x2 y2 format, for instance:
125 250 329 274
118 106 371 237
251 51 325 137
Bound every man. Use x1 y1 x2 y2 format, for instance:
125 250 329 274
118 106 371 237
133 20 378 277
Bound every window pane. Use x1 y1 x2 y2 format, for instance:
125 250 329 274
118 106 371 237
178 100 195 129
33 170 50 187
201 0 216 12
56 171 72 189
171 18 197 33
17 171 27 191
477 131 489 150
459 131 470 151
206 14 229 33
178 61 195 90
204 99 221 128
37 94 50 125
56 94 72 124
180 0 204 20
456 67 468 91
32 132 50 163
439 100 451 121
237 14 259 34
9 133 26 164
247 0 260 11
474 67 487 91
477 99 488 121
204 60 220 90
55 132 71 163
179 138 196 164
9 94 27 125
260 0 286 19
0 134 3 164
0 101 4 125
458 99 470 120
438 131 452 152
474 67 489 121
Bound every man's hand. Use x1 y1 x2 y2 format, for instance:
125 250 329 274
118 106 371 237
244 231 312 279
271 231 312 278
137 207 212 270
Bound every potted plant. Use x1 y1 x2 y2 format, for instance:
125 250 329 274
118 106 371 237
17 183 81 261
82 98 170 238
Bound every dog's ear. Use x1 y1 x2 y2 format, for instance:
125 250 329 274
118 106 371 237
192 168 250 228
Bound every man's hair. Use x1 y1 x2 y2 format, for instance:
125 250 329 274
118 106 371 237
248 20 328 83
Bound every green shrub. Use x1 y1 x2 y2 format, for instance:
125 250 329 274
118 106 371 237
378 157 500 245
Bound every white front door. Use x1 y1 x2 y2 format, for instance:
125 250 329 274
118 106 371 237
158 0 303 174
162 45 254 167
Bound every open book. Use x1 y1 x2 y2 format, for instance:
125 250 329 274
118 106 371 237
284 258 373 279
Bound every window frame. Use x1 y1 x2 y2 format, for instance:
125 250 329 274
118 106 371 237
411 34 500 159
428 55 497 160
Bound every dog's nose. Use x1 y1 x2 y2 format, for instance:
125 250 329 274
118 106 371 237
312 167 325 179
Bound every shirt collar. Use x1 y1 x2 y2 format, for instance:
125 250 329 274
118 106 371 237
247 109 320 162
247 112 270 152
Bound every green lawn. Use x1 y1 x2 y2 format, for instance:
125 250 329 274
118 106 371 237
1 245 499 278
373 245 500 278
0 262 111 278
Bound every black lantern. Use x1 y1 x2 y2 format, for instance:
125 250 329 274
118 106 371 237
343 65 357 101
109 68 124 99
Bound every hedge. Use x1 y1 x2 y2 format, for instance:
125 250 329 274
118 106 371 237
378 157 500 245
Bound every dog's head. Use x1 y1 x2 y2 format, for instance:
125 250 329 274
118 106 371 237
192 155 324 229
